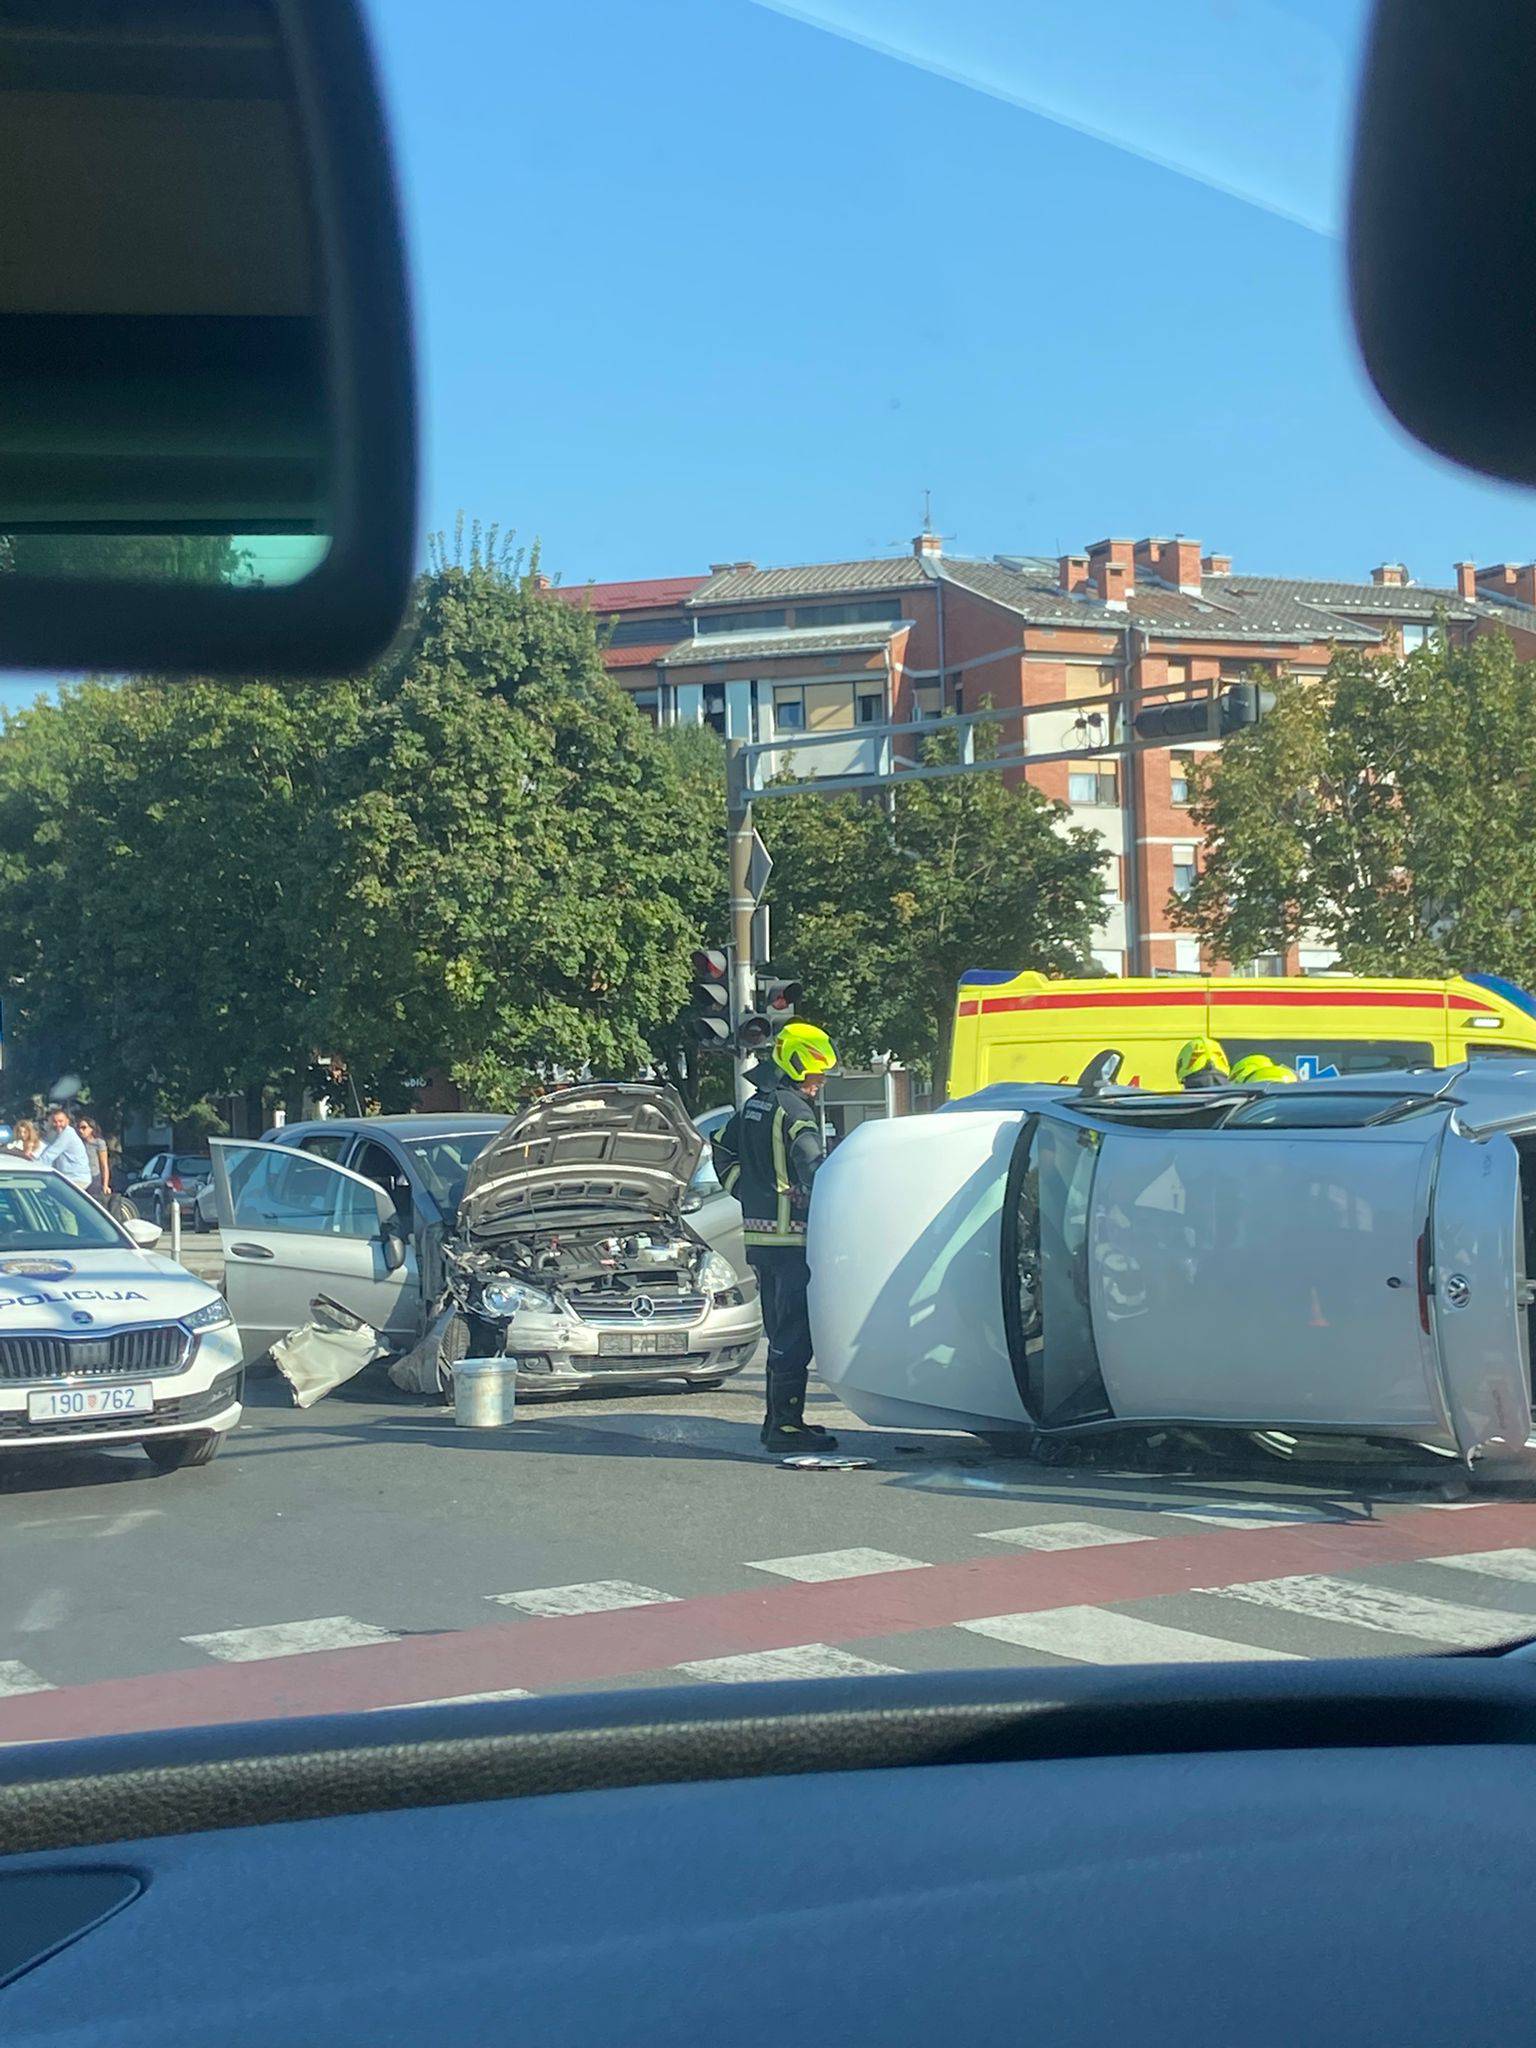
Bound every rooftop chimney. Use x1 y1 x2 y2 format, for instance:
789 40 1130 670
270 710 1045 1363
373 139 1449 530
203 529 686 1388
1201 552 1232 577
1059 553 1089 594
1478 563 1520 594
1455 561 1477 600
1166 538 1202 594
1087 538 1135 603
1371 563 1406 586
913 531 942 559
1517 565 1536 608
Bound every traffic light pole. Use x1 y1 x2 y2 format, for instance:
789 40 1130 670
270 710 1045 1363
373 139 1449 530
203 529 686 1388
725 738 757 1107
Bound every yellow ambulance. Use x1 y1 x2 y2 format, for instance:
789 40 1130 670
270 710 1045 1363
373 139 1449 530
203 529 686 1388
947 970 1536 1097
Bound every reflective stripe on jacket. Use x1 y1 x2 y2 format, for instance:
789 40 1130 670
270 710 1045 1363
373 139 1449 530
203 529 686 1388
711 1072 823 1246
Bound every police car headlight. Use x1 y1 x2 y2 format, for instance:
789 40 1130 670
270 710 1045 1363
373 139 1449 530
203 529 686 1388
699 1251 738 1299
180 1298 233 1334
481 1280 555 1318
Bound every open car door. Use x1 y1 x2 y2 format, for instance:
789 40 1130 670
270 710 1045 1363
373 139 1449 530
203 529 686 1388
210 1140 419 1362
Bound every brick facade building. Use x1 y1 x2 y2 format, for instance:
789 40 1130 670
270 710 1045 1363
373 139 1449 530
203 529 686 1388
561 535 1536 976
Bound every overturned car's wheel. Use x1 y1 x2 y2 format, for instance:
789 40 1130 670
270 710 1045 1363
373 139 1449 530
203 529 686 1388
143 1430 223 1471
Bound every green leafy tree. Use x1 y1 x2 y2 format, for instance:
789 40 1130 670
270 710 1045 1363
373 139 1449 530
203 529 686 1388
317 558 718 1108
0 674 359 1127
1176 634 1536 983
0 533 253 584
760 727 1107 1086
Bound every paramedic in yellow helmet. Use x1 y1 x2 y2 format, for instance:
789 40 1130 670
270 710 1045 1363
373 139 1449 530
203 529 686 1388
712 1021 839 1453
1229 1054 1298 1084
1174 1035 1232 1091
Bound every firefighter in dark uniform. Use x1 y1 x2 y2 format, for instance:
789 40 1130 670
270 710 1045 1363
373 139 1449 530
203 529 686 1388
712 1021 839 1453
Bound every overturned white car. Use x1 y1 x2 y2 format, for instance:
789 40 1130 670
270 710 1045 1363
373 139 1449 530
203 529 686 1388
809 1063 1536 1476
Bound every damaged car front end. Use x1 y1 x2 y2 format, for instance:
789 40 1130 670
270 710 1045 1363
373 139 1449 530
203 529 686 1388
437 1084 761 1394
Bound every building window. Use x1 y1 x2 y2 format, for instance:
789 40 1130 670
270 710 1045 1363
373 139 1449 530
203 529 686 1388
1173 938 1202 975
632 688 660 724
696 608 788 635
1069 762 1119 807
914 684 942 720
1401 622 1430 653
1091 948 1124 977
603 614 690 647
702 683 727 736
1240 953 1286 977
1170 754 1194 806
794 598 903 628
1297 946 1340 974
1171 842 1198 896
857 691 884 725
773 687 806 732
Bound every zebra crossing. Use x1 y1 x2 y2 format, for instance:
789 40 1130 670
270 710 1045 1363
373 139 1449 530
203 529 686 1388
8 1505 1536 1730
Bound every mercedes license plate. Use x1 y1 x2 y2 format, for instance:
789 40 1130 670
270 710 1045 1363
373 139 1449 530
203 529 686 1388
597 1332 688 1358
28 1382 154 1422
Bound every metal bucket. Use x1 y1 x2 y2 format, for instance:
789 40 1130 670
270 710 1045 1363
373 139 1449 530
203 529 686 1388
453 1356 520 1429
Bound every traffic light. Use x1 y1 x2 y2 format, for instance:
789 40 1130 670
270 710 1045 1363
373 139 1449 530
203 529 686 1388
1133 682 1276 744
1218 679 1277 733
690 947 732 1048
735 1012 775 1054
755 973 801 1025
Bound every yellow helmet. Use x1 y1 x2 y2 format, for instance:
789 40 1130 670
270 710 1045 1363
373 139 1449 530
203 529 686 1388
1230 1054 1297 1084
1175 1035 1231 1084
773 1021 838 1083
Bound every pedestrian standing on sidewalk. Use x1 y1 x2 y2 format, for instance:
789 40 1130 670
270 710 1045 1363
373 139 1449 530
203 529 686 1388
76 1115 112 1203
38 1106 91 1188
712 1022 839 1454
9 1119 41 1159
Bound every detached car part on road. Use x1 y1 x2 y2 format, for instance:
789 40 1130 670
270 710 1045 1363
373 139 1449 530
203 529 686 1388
810 1063 1536 1478
0 1159 242 1468
211 1090 760 1399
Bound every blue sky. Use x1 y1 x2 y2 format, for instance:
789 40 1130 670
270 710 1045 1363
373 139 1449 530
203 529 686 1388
5 0 1532 711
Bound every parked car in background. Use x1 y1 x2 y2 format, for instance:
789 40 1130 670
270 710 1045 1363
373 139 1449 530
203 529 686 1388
810 1063 1536 1478
123 1152 213 1230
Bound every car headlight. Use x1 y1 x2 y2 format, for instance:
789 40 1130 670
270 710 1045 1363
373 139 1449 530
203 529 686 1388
180 1298 233 1333
699 1251 739 1299
481 1279 556 1318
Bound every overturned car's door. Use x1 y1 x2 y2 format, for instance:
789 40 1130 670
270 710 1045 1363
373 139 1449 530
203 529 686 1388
211 1140 419 1362
1062 1109 1451 1437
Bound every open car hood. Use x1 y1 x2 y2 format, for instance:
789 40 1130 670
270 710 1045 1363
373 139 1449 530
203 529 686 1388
458 1083 704 1237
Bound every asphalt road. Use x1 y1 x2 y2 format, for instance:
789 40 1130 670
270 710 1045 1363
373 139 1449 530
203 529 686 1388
6 1257 1536 1747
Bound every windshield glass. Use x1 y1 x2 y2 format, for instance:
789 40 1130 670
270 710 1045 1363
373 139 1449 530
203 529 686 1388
0 1174 124 1252
8 0 1536 1760
402 1132 502 1213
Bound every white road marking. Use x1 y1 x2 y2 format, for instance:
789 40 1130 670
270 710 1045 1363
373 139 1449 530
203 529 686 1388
100 1509 162 1538
1210 1575 1529 1647
958 1607 1299 1664
1428 1548 1536 1585
0 1660 55 1697
185 1617 399 1662
370 1689 532 1711
16 1588 70 1632
486 1581 680 1617
978 1521 1152 1551
676 1645 902 1683
1421 1501 1491 1510
746 1547 928 1582
1165 1505 1340 1528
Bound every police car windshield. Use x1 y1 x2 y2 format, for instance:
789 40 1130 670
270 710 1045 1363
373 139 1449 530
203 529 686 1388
0 1174 124 1253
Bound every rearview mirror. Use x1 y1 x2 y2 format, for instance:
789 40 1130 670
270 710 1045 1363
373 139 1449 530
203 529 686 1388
0 0 415 674
125 1217 162 1249
1350 1 1536 486
381 1225 407 1273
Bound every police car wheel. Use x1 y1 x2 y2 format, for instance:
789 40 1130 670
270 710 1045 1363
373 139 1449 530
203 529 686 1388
143 1430 223 1471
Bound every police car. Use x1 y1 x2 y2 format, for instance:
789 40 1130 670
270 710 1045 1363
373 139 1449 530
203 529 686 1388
0 1153 242 1469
